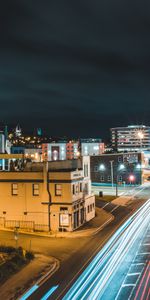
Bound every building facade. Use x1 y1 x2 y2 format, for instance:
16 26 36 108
111 125 150 152
80 138 104 156
42 141 79 161
0 157 95 232
0 132 11 170
90 152 150 185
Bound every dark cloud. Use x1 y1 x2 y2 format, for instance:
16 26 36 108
0 0 150 139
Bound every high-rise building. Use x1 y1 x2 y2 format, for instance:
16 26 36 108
111 125 150 152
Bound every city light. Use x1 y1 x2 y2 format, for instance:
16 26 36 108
137 131 144 139
129 175 135 182
118 164 125 171
99 164 105 171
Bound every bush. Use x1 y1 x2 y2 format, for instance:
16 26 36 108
25 251 34 261
0 245 16 254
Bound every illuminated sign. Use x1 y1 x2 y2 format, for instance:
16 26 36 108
60 214 69 226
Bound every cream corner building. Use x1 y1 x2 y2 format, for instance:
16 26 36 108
0 157 95 232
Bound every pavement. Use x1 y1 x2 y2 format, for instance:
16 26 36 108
0 207 113 238
0 254 59 300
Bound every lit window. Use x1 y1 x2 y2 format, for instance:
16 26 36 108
33 184 39 196
55 184 62 196
12 183 18 196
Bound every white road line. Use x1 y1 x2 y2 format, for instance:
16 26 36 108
128 273 141 276
132 263 145 266
142 243 150 246
101 202 110 210
122 284 136 287
110 205 120 213
138 252 150 255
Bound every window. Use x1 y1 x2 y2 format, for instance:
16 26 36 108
33 184 39 196
12 183 18 196
94 165 98 172
60 207 68 212
76 184 79 193
84 164 88 177
108 175 111 181
72 184 75 195
84 183 88 195
80 183 82 192
55 184 62 196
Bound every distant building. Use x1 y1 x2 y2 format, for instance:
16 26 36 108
15 124 22 137
90 152 150 185
24 148 42 162
0 157 95 232
80 138 104 156
0 132 11 170
111 125 150 152
42 141 79 161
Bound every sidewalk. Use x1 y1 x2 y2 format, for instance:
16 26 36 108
0 254 59 300
0 207 114 238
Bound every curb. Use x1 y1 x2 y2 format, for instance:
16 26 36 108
18 258 59 300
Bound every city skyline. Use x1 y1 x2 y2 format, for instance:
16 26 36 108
0 1 150 138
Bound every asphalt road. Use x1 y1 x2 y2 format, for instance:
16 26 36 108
0 184 147 300
92 185 139 196
20 187 150 300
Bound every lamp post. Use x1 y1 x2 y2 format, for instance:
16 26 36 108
110 160 114 188
116 164 125 197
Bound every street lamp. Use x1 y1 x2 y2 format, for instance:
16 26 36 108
129 174 135 185
110 160 114 188
99 164 105 171
116 164 125 197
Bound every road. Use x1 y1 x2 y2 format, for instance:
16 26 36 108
19 184 150 300
92 184 139 196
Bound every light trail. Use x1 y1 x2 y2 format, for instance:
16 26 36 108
63 199 150 300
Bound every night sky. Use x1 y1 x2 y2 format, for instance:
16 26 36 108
0 1 150 139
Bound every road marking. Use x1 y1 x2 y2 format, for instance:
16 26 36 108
41 285 59 300
122 283 136 287
19 284 39 300
110 205 120 213
128 273 141 276
138 252 150 255
142 243 150 246
92 216 114 236
132 263 145 266
100 202 110 210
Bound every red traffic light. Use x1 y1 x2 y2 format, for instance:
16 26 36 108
129 175 135 182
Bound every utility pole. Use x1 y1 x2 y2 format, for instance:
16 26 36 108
110 160 114 188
